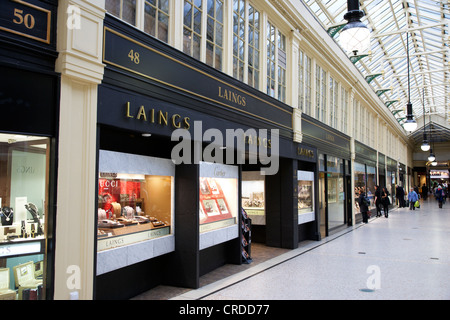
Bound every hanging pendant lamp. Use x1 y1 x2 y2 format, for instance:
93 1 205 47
403 32 417 132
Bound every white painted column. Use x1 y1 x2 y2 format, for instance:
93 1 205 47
54 0 105 300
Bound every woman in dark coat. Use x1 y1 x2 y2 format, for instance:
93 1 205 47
435 185 444 208
357 189 369 223
374 185 382 217
381 187 390 218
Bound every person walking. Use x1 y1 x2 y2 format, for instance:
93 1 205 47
374 185 382 217
422 184 428 201
396 184 406 208
435 185 444 209
408 187 419 211
357 189 370 224
381 187 390 218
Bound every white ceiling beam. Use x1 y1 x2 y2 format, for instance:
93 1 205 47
383 49 448 60
371 22 448 38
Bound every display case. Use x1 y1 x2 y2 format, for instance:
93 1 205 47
97 150 174 251
241 171 265 225
0 134 50 300
199 162 238 234
0 268 15 300
298 171 314 215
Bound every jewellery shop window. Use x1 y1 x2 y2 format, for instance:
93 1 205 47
97 150 174 251
199 162 238 233
298 170 314 215
241 171 265 225
0 134 50 300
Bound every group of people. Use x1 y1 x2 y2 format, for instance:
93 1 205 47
357 185 390 224
357 182 448 224
401 183 447 210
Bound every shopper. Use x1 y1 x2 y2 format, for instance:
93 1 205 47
374 185 382 217
408 187 419 210
381 187 390 218
396 184 405 208
435 185 444 209
421 184 428 200
357 189 370 224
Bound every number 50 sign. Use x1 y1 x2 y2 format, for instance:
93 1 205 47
0 0 52 44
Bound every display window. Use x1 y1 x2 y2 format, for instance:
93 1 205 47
297 170 314 215
0 134 50 300
354 162 366 212
366 165 376 208
387 170 396 205
97 150 174 251
326 156 345 228
241 171 265 225
199 162 238 233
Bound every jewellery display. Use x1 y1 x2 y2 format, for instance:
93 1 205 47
24 203 44 236
297 171 315 215
97 169 173 250
0 133 50 300
241 171 265 225
0 207 14 226
199 177 234 224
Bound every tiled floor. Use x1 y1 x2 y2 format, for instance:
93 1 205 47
131 242 291 300
133 198 450 300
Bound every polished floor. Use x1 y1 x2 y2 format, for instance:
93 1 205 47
133 198 450 300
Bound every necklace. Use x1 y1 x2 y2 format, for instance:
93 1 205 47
2 208 13 222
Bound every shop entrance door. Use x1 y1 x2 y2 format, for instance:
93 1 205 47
318 172 327 237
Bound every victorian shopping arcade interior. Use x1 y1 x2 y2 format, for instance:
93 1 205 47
0 0 449 303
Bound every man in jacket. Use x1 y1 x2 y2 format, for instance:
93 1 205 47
408 188 419 210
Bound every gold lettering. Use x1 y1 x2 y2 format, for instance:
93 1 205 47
183 117 190 130
218 86 247 107
159 111 168 126
297 147 314 158
125 102 191 131
325 134 335 142
151 109 155 123
137 106 147 121
126 102 134 118
172 114 181 128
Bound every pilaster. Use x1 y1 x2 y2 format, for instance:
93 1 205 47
293 108 303 143
54 0 105 300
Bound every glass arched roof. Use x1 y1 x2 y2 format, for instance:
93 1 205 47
303 0 449 132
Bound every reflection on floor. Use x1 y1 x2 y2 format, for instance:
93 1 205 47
131 243 290 300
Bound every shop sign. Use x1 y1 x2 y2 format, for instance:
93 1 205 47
97 227 170 251
297 146 315 159
125 101 191 129
0 240 42 257
102 26 292 131
430 170 449 179
301 115 350 157
0 0 52 44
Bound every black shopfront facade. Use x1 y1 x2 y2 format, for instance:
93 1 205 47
0 0 59 300
301 115 352 237
94 16 319 300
